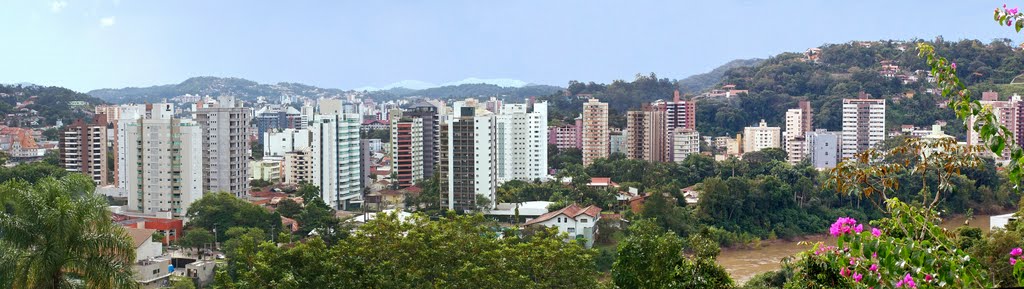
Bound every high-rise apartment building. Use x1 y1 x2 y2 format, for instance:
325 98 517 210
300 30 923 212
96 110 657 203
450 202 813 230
743 119 781 154
671 128 700 163
806 129 840 169
582 98 609 166
440 106 497 213
60 115 110 185
119 103 204 218
785 101 813 164
403 102 441 178
193 96 251 198
106 104 147 187
656 90 697 161
841 96 886 159
310 101 363 210
391 114 424 188
625 104 668 162
495 102 548 182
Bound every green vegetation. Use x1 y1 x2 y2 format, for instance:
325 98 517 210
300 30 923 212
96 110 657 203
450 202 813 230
676 58 765 94
0 174 137 288
212 213 602 289
0 84 106 126
0 160 69 183
185 192 283 242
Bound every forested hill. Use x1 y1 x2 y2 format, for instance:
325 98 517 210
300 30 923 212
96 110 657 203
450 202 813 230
545 39 1024 138
0 84 106 126
90 76 564 104
364 83 563 102
676 58 764 94
88 77 351 104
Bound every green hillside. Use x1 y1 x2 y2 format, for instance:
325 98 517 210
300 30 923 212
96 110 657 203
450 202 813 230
0 84 106 126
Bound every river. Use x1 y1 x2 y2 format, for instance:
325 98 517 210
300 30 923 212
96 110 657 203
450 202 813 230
716 213 999 285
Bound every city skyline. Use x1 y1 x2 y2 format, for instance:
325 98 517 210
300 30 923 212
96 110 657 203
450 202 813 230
1 1 1017 92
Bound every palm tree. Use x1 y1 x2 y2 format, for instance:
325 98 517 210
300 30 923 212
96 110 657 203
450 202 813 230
0 174 138 288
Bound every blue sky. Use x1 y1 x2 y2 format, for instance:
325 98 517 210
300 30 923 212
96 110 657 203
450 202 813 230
0 0 1020 92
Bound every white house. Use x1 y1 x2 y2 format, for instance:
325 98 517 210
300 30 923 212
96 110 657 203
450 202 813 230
126 227 172 288
523 204 602 248
990 213 1018 231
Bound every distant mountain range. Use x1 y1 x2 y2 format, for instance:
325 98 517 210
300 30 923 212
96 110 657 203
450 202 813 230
88 77 352 104
84 58 765 105
88 76 557 104
355 77 531 91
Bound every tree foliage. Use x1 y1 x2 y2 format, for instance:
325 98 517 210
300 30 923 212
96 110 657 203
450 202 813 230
185 192 281 242
213 212 600 288
0 174 137 288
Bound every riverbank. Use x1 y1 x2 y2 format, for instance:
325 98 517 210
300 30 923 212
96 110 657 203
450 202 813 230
717 212 1013 285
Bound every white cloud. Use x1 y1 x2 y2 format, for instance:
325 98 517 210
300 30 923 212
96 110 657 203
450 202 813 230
99 16 116 27
50 1 67 13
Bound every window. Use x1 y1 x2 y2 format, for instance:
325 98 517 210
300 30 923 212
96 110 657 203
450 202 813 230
580 218 588 223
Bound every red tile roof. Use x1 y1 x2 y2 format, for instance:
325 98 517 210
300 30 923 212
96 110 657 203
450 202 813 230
524 204 602 226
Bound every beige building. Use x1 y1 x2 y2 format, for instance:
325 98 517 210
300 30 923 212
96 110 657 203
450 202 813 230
283 148 313 184
625 104 668 162
251 158 282 183
582 98 609 166
743 119 781 154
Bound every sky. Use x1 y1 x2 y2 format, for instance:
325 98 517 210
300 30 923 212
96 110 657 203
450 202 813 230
1 0 1021 92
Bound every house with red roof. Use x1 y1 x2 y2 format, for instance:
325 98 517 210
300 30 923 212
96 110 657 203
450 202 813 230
523 204 602 248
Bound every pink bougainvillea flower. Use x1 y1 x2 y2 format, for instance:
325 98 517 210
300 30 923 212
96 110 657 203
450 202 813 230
924 274 933 282
869 263 878 272
849 258 857 266
903 274 917 289
1009 20 1015 26
853 273 863 282
840 267 851 277
1008 7 1019 14
1011 257 1017 265
854 224 864 233
1011 247 1023 257
830 217 859 236
871 227 882 237
951 62 957 70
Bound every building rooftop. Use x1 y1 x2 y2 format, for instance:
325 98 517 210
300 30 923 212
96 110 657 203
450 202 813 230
124 227 157 248
524 204 602 226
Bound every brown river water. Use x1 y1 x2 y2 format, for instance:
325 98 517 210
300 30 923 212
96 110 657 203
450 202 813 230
716 214 997 285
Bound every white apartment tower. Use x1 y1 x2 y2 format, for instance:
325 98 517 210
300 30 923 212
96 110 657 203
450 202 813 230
119 103 204 217
743 119 781 154
494 102 548 182
671 128 700 162
440 106 497 213
582 98 609 166
841 96 886 160
193 96 252 198
785 101 813 164
310 99 363 210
